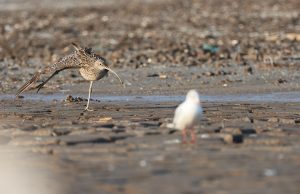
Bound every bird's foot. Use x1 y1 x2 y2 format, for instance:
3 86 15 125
190 129 197 144
181 129 188 144
190 139 196 144
181 139 187 144
84 107 95 112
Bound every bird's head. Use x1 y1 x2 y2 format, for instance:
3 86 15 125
72 42 124 87
186 89 201 104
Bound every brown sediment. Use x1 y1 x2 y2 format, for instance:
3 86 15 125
1 0 300 193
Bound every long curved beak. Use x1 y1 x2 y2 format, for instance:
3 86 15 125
103 66 125 88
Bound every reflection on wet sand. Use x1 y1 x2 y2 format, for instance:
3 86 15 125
0 147 70 194
3 91 300 103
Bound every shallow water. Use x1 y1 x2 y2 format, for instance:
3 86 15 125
2 91 300 103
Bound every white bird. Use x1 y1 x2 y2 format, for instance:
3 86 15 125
173 89 203 144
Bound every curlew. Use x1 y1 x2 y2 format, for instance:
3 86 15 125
16 43 124 111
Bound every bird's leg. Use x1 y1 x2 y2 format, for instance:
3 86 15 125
181 128 187 144
190 127 196 144
84 81 94 111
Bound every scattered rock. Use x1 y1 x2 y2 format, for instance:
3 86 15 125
52 128 71 136
279 118 295 124
268 117 279 123
16 95 24 99
241 129 256 135
147 73 159 77
99 124 115 128
263 168 277 177
58 134 111 145
32 129 52 136
222 134 243 144
277 79 287 84
99 117 113 123
244 66 253 75
220 127 242 135
144 130 161 136
65 95 86 102
242 117 252 122
164 139 181 144
159 74 167 79
21 125 38 131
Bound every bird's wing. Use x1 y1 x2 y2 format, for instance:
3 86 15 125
173 102 186 128
16 53 82 96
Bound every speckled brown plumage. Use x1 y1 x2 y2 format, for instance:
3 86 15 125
16 43 123 111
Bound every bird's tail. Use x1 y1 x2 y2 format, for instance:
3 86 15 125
15 72 41 97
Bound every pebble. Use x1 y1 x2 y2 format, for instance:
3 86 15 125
139 160 147 167
58 134 112 145
21 125 38 131
279 118 295 124
51 128 71 136
164 139 181 144
222 134 243 144
65 95 86 102
32 129 52 136
268 117 279 123
99 117 113 123
263 168 277 177
220 127 242 135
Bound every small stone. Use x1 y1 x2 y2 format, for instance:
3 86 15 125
58 134 112 145
220 127 242 135
279 118 295 124
33 129 52 136
223 134 243 144
65 95 74 102
242 117 252 122
200 134 211 139
159 74 167 79
144 130 161 136
268 117 279 123
99 124 115 128
52 128 71 136
164 139 181 144
244 66 253 75
203 71 215 76
99 117 113 123
253 119 266 125
264 168 277 177
147 73 159 77
21 125 38 132
241 129 256 135
277 79 287 84
139 160 147 167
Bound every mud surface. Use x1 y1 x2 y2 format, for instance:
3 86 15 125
0 0 300 194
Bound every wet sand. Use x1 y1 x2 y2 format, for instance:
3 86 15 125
1 94 300 194
1 0 300 193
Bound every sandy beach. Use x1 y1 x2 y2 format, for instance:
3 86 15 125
0 0 300 193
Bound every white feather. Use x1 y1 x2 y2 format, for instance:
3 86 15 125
173 90 203 130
